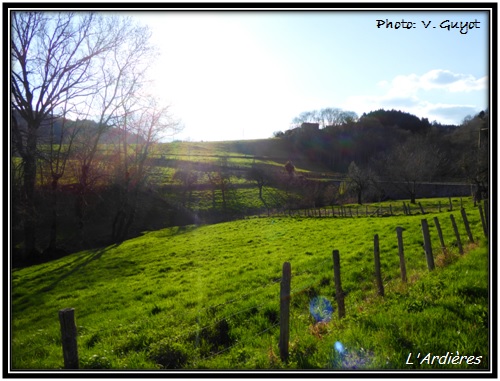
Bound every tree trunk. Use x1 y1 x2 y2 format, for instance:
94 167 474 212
22 124 39 260
48 176 61 251
410 181 417 204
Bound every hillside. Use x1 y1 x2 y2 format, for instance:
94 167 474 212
158 138 338 175
12 108 487 268
11 198 489 372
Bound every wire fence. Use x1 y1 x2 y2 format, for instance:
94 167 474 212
57 201 488 369
252 197 473 220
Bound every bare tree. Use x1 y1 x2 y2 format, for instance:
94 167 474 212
346 161 377 205
246 165 277 215
378 135 444 203
207 157 232 212
453 112 489 203
246 165 270 201
172 169 198 206
44 112 81 255
75 17 158 246
111 97 180 242
11 11 150 259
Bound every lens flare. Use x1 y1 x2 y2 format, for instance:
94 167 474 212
309 296 333 323
334 341 345 354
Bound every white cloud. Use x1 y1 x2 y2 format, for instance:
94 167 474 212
420 70 487 92
342 69 487 125
380 70 486 98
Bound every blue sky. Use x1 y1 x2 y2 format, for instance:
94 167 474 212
133 9 489 142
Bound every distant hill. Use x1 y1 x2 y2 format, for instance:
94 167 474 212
11 110 145 146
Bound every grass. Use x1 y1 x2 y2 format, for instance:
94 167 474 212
10 198 489 371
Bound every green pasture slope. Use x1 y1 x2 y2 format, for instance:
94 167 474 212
156 139 337 174
11 198 489 370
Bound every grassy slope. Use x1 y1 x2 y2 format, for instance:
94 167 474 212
158 139 336 174
11 199 489 370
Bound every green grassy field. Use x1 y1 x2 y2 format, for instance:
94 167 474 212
11 198 489 371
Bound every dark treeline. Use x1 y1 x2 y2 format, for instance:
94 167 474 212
276 109 488 186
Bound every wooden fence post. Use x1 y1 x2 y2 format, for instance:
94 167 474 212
332 250 346 319
419 202 426 215
460 208 474 243
373 234 384 296
279 262 291 362
421 219 435 271
433 216 446 254
438 201 442 213
448 197 453 211
478 204 488 238
396 227 407 283
59 308 79 369
450 214 464 255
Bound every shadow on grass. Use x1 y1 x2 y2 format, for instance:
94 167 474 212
12 245 117 314
41 245 118 293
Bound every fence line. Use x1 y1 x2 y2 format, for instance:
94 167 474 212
253 199 470 220
58 203 486 369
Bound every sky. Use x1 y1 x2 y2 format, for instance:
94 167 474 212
129 8 490 142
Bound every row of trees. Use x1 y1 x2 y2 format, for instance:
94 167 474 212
275 108 489 205
289 107 359 129
11 12 180 263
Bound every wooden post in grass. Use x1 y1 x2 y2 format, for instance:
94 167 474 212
279 262 291 362
390 204 393 216
421 219 435 271
450 214 464 255
478 204 488 238
433 217 446 254
332 250 346 319
438 201 442 213
396 227 407 283
418 202 426 215
460 208 474 243
373 234 384 296
448 197 453 211
59 308 79 369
